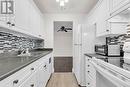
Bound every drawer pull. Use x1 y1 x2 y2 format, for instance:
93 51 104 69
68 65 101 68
106 29 109 32
7 21 11 25
30 84 34 87
11 24 15 26
31 68 34 70
88 83 90 85
13 80 19 84
44 65 47 68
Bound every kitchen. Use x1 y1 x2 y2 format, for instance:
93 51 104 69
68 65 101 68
0 0 130 87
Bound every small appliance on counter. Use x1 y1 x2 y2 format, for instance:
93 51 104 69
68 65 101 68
95 36 124 57
95 45 107 56
95 44 123 57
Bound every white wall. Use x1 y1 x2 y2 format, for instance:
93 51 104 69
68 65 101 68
54 21 73 57
43 14 86 48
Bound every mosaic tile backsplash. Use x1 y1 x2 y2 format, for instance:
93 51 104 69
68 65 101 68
0 32 43 53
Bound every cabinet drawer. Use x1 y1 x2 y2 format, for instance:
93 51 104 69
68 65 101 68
19 71 37 87
86 74 96 87
86 60 96 80
0 64 32 87
88 64 96 77
0 58 43 87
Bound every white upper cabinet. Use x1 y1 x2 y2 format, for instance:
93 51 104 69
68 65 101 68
28 0 44 39
110 0 130 15
94 0 129 37
14 0 30 31
107 6 130 35
0 0 44 39
96 0 110 37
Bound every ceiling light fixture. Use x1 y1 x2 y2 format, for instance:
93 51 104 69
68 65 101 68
65 0 69 3
56 0 69 7
60 1 65 7
56 0 60 2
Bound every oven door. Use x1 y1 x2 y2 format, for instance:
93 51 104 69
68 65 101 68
107 45 120 57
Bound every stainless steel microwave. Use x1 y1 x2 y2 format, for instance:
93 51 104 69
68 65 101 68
95 45 123 57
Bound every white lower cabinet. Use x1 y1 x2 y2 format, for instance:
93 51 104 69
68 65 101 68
37 60 48 87
85 56 96 87
0 53 53 87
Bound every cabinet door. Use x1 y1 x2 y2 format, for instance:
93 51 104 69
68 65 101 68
37 64 47 87
96 0 110 37
110 22 127 34
39 15 44 39
48 57 52 76
28 0 42 37
14 0 30 31
110 0 130 14
19 72 38 87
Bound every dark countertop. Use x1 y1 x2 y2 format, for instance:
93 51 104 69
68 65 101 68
85 53 106 59
0 49 53 81
84 53 124 68
84 53 123 59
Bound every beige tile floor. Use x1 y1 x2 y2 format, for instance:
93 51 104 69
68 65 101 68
46 73 79 87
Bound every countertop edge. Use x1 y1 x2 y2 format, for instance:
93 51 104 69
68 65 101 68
0 50 53 81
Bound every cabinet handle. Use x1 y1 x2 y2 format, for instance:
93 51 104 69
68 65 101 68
88 65 90 67
88 83 90 85
49 57 51 64
88 71 90 73
7 21 11 25
13 80 19 84
30 84 34 87
106 29 109 32
11 24 15 26
44 65 47 68
31 68 34 70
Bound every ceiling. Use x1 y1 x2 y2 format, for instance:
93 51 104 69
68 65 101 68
33 0 99 14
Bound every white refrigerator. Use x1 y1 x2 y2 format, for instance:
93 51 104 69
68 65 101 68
73 24 96 86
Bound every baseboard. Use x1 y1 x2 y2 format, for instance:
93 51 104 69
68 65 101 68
45 73 52 87
73 72 86 87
